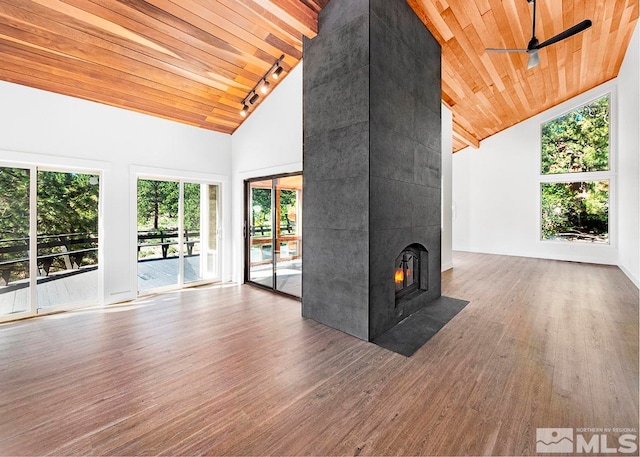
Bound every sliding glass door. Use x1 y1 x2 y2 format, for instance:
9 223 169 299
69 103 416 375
246 173 302 297
0 165 101 321
0 167 31 317
274 176 302 296
183 182 203 284
137 178 220 295
248 179 274 289
36 170 100 310
137 179 180 291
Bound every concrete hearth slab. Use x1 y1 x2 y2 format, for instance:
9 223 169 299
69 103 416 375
373 296 470 356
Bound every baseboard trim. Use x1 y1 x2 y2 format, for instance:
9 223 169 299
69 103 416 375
619 264 640 289
452 247 617 266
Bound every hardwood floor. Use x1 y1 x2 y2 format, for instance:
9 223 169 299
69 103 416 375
0 252 637 455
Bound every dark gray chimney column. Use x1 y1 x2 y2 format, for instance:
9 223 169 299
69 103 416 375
303 0 442 341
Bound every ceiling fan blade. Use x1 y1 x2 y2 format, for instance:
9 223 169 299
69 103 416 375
486 48 528 53
535 19 593 50
527 50 540 69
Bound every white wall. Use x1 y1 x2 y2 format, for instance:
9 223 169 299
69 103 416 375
617 23 640 287
453 22 640 286
230 63 304 282
441 104 453 271
0 81 232 304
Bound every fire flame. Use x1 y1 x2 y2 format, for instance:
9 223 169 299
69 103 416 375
394 269 404 284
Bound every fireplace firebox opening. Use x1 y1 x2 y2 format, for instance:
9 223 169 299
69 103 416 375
395 244 428 304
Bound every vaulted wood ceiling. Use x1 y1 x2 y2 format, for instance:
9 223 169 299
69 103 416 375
0 0 637 152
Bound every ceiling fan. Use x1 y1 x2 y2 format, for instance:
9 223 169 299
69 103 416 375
486 0 592 69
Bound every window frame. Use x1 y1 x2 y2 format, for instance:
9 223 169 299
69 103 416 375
537 90 617 246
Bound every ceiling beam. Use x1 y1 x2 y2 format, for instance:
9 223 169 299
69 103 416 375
452 122 480 150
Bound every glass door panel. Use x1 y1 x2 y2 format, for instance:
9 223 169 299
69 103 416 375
0 167 31 316
137 179 180 292
206 184 220 280
183 182 202 284
36 170 100 310
275 176 302 296
248 180 274 289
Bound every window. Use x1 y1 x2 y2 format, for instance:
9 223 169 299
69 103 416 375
540 94 612 244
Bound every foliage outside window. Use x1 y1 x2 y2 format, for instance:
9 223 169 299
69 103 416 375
541 181 609 243
137 179 201 260
250 188 298 236
540 95 611 243
0 168 99 285
541 95 610 174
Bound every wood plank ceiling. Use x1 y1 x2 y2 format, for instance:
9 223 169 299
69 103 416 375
0 0 637 151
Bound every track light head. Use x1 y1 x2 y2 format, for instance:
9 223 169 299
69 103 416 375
239 55 284 119
272 66 284 80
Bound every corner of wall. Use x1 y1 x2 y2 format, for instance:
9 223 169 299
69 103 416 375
616 21 640 288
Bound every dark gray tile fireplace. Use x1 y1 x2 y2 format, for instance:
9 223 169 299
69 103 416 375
302 0 442 341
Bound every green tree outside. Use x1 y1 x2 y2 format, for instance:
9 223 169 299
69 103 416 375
136 179 202 259
0 169 100 283
0 168 30 282
137 179 179 231
541 95 609 174
250 188 297 235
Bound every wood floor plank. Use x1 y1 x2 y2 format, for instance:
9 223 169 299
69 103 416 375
0 252 637 455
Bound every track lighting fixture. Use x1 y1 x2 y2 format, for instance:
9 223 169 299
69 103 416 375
239 54 285 117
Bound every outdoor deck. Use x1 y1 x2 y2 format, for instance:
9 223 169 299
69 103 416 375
0 255 204 316
0 268 99 315
138 255 202 291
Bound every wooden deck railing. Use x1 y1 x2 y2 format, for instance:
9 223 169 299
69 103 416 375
136 229 200 259
249 224 301 266
0 233 98 285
